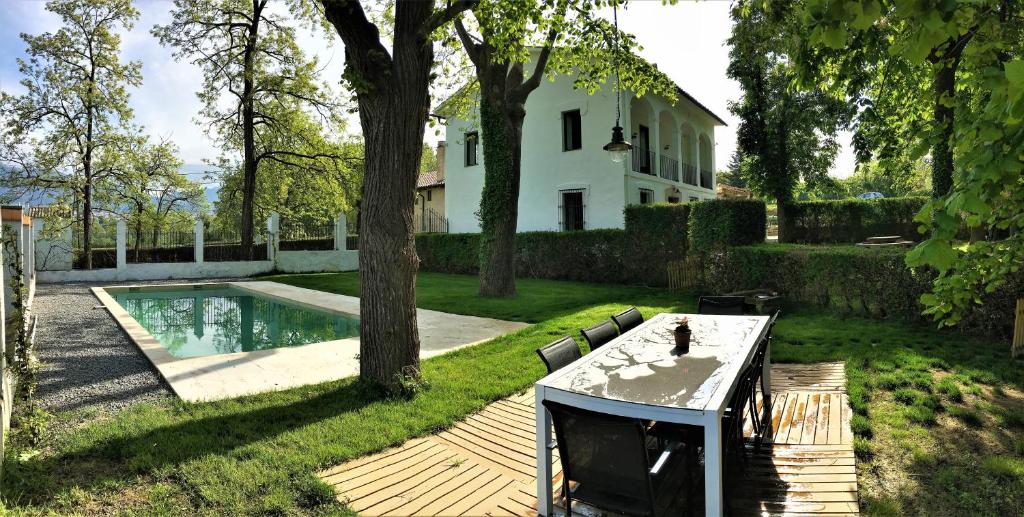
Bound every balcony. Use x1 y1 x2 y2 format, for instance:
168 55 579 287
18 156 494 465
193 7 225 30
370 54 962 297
682 163 697 186
659 155 679 182
700 168 713 189
631 148 656 175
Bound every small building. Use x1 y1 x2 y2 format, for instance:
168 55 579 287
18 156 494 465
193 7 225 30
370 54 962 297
440 51 726 233
414 142 447 233
716 184 753 199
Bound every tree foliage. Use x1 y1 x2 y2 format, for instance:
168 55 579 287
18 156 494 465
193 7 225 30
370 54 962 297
0 0 141 268
795 0 1024 326
727 0 851 207
154 0 348 257
451 0 677 297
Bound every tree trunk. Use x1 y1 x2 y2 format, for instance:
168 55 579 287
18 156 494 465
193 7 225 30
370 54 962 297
82 183 93 269
931 62 956 198
239 2 263 260
321 0 440 391
477 95 521 297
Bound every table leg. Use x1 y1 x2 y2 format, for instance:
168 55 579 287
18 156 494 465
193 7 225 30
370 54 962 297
704 414 724 517
536 386 553 516
762 339 773 441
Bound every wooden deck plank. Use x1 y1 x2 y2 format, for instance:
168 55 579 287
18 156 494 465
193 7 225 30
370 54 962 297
319 363 859 516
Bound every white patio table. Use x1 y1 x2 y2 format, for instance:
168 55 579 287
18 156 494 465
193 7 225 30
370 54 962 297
534 313 772 517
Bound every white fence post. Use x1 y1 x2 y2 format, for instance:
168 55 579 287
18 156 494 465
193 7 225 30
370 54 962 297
194 220 204 264
267 212 280 263
335 212 347 251
116 220 127 270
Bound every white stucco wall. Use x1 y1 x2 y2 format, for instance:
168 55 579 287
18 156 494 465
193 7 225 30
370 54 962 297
443 61 721 233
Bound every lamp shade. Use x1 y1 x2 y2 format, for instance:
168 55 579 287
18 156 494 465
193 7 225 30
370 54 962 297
604 125 632 163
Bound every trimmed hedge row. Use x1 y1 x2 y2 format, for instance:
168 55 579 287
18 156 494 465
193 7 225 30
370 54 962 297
624 204 690 285
689 199 766 253
416 204 691 286
779 197 928 244
702 243 1022 339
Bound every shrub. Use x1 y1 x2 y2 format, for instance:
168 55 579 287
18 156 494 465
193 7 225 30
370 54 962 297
515 230 629 284
779 196 928 244
416 233 481 274
688 199 766 253
623 203 689 285
417 204 691 286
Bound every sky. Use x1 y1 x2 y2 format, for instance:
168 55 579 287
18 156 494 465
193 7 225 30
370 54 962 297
0 0 857 187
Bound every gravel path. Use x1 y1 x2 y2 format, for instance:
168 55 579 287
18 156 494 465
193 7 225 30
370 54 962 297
31 282 173 414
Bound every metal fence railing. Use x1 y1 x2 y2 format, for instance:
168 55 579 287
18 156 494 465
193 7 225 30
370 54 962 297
72 222 118 270
127 229 195 263
631 149 656 175
417 208 449 234
203 228 268 262
659 154 680 182
280 221 334 251
682 163 698 186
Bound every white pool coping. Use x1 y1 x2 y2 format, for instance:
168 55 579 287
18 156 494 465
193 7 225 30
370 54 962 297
93 281 529 402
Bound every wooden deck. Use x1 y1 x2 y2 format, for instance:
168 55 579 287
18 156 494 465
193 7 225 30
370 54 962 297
319 362 858 516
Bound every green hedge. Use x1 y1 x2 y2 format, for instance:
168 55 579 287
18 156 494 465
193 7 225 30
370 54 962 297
688 199 766 253
779 197 928 244
416 204 691 286
416 230 630 284
702 243 1022 338
624 204 690 285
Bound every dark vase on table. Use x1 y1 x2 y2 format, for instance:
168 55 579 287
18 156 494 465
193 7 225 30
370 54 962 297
674 328 691 353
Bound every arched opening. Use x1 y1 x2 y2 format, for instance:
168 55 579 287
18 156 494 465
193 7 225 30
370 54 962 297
629 97 655 175
698 134 713 189
680 124 697 185
658 111 680 181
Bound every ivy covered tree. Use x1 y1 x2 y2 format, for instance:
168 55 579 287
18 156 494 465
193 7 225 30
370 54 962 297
796 0 1024 326
727 0 851 225
317 0 476 391
452 0 676 297
154 0 344 259
0 0 141 269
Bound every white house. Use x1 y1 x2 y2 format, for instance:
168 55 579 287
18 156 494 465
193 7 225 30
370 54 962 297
440 58 726 233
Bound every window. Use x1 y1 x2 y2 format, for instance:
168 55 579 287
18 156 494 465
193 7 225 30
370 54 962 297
639 188 654 205
427 190 432 201
562 110 582 151
559 189 585 231
464 131 478 166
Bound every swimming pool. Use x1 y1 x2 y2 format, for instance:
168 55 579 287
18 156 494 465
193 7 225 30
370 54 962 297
111 285 359 358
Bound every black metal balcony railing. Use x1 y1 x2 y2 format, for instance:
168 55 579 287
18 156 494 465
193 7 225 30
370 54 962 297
418 207 449 234
682 163 698 185
631 148 656 175
700 168 713 189
659 155 680 182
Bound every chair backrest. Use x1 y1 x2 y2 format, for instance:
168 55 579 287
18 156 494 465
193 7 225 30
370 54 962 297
542 400 656 513
611 307 644 333
580 320 618 350
698 295 748 315
536 336 583 374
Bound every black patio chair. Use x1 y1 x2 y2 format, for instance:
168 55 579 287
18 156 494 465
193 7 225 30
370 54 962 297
697 295 748 315
747 310 781 449
722 361 759 468
536 336 583 374
543 400 692 516
580 320 618 351
612 307 645 333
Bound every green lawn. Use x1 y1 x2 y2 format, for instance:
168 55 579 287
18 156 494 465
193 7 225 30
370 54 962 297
2 272 1023 516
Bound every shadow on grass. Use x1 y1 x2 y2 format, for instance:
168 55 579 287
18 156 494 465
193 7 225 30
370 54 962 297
3 378 386 508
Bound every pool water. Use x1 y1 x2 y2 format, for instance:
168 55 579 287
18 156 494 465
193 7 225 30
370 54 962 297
112 286 359 358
